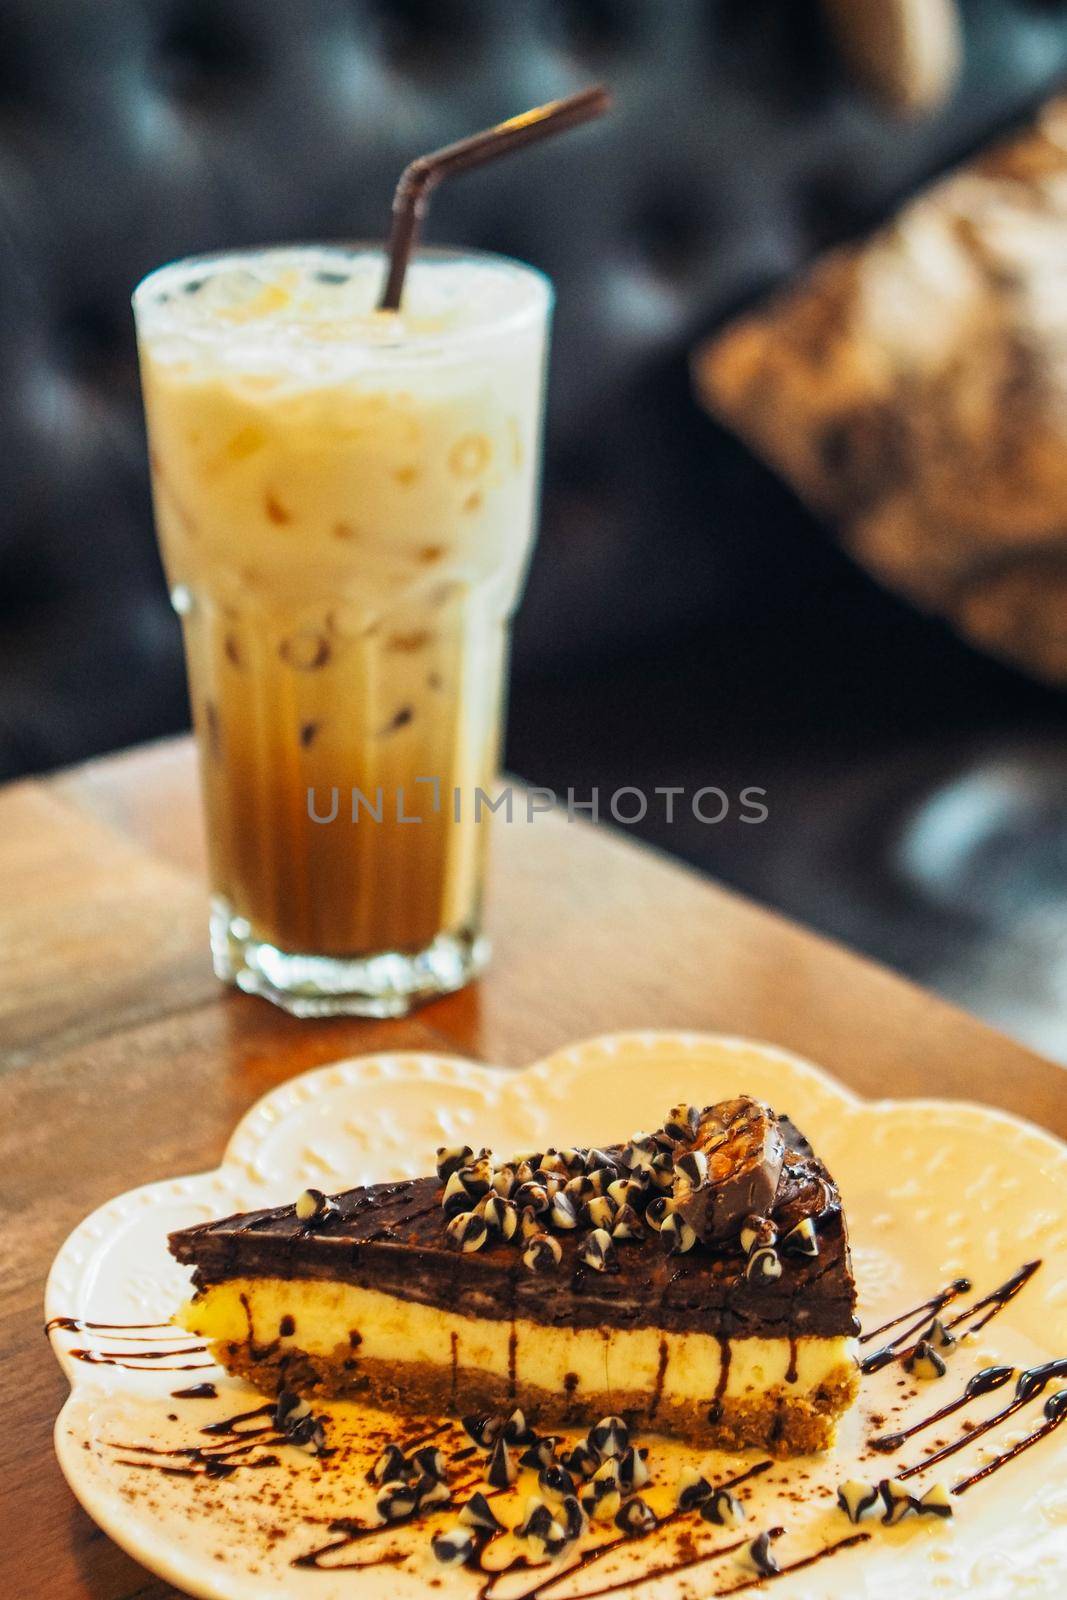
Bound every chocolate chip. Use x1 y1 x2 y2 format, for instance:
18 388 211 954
780 1217 817 1257
445 1211 488 1253
558 1493 586 1543
483 1194 519 1241
920 1317 956 1352
745 1245 782 1281
579 1195 616 1230
618 1446 649 1493
745 1530 780 1576
615 1496 657 1535
514 1181 550 1215
519 1436 558 1471
659 1213 697 1255
503 1410 537 1447
441 1169 475 1218
579 1227 617 1272
620 1135 657 1175
519 1205 544 1242
538 1150 568 1176
740 1213 777 1255
461 1412 501 1451
522 1231 562 1272
461 1157 493 1197
702 1488 744 1527
436 1145 474 1182
431 1526 474 1565
879 1477 917 1525
367 1441 411 1485
837 1480 880 1523
664 1102 702 1141
904 1340 947 1380
588 1415 629 1460
294 1188 336 1224
490 1164 517 1197
411 1445 446 1482
915 1483 953 1519
539 1463 575 1500
674 1150 708 1187
516 1497 560 1543
459 1491 504 1533
564 1173 593 1202
612 1203 645 1241
376 1479 418 1520
485 1434 517 1489
412 1471 450 1508
580 1459 623 1522
562 1441 599 1478
549 1191 579 1230
676 1465 712 1510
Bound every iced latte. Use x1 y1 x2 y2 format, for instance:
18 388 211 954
134 247 551 1014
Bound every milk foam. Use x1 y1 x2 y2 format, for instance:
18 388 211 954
134 248 550 382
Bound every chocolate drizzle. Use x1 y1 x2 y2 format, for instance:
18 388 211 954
649 1340 669 1421
708 1531 871 1597
46 1317 179 1340
858 1280 971 1345
48 1313 214 1372
870 1364 1015 1453
708 1336 732 1424
950 1259 1041 1335
108 1402 280 1479
69 1347 213 1371
785 1338 798 1386
953 1388 1067 1493
897 1357 1067 1480
861 1262 1041 1374
520 1536 748 1600
172 1382 219 1399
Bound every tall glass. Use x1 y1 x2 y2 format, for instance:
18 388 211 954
133 246 551 1016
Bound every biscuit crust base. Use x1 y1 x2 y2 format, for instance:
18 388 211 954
207 1338 859 1457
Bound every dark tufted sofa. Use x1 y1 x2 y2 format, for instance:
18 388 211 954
4 2 1067 1045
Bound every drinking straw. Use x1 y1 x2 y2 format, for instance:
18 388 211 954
378 85 612 312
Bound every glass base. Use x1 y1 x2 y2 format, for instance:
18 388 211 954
209 898 489 1018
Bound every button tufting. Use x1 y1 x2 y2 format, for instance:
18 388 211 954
711 0 834 106
545 0 648 60
364 0 491 74
54 304 135 389
154 0 263 103
627 192 707 280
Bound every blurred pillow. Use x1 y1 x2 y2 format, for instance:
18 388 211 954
695 97 1067 684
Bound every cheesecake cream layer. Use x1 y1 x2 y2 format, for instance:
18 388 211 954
180 1277 857 1406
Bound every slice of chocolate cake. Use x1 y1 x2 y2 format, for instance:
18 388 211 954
169 1097 859 1455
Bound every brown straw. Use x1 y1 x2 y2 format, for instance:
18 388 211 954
377 85 612 312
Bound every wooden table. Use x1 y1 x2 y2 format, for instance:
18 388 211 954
2 737 1063 1598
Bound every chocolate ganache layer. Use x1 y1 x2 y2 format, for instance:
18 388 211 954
169 1110 857 1340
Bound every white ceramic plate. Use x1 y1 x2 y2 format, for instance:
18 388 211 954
48 1032 1067 1599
